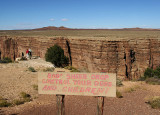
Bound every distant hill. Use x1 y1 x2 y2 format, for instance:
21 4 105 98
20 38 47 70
33 26 71 30
33 26 160 31
121 27 160 31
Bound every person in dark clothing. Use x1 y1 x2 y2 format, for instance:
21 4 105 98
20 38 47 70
22 52 24 57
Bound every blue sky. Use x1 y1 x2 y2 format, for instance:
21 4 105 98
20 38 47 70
0 0 160 30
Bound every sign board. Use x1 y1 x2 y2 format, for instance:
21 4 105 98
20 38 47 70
38 72 116 97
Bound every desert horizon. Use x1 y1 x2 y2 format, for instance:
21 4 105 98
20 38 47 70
0 0 160 115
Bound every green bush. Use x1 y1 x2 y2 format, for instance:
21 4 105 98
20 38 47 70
70 69 80 72
116 90 123 98
12 92 32 106
32 84 38 91
45 44 69 67
0 93 32 107
64 66 80 72
64 66 76 70
154 66 160 78
3 57 12 63
0 100 11 107
20 92 31 99
12 98 32 106
144 68 154 78
0 57 12 63
116 78 123 87
23 98 32 102
0 97 11 107
28 67 36 72
43 67 55 72
147 96 160 109
141 66 160 85
12 99 25 105
144 66 160 79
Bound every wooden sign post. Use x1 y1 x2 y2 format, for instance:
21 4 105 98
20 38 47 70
97 97 104 115
38 72 116 115
56 71 65 115
57 95 65 115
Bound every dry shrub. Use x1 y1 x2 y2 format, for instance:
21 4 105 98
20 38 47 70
116 90 123 98
64 66 80 72
124 87 136 93
43 67 55 72
124 85 140 93
0 100 11 107
28 67 36 72
145 77 160 85
145 96 160 109
116 78 123 87
12 99 25 105
20 92 31 98
0 97 11 107
32 84 38 91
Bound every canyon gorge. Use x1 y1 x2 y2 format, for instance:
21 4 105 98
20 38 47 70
0 36 160 80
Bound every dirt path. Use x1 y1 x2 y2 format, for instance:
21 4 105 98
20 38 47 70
1 82 160 115
2 88 160 115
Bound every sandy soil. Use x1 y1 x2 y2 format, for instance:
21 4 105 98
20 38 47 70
0 58 69 102
0 59 160 115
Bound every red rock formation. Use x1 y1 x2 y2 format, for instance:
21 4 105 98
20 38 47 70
0 36 160 80
33 26 70 30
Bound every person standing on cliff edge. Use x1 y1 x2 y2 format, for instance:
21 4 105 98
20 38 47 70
29 48 32 59
26 49 29 58
22 52 24 57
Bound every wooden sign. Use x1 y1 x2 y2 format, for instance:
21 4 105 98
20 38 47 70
38 73 116 97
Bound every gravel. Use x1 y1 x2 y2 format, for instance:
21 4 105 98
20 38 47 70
0 59 160 115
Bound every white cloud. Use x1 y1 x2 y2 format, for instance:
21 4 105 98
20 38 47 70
140 25 149 28
50 18 55 21
61 18 68 21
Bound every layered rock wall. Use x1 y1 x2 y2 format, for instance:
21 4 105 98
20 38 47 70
0 36 160 79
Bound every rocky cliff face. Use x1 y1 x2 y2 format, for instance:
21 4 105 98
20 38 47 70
69 38 160 80
0 36 160 80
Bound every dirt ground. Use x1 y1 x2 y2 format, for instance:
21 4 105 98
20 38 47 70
0 59 160 115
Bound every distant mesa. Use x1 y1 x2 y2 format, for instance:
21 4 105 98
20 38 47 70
122 27 160 31
33 26 160 31
33 26 71 30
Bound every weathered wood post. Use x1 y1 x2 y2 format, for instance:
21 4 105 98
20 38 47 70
57 95 65 115
57 71 65 115
97 96 104 115
97 71 106 115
